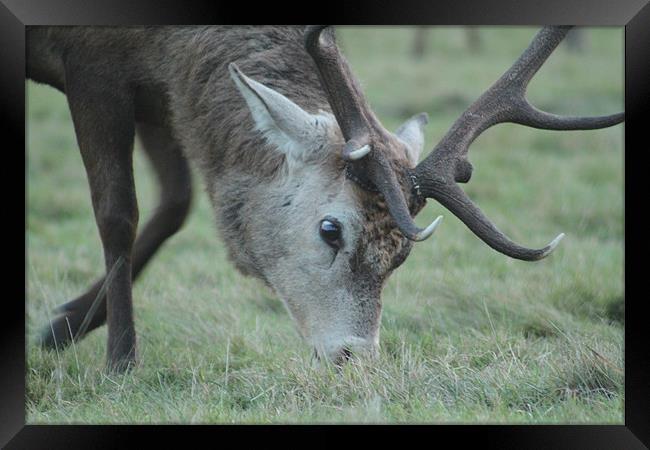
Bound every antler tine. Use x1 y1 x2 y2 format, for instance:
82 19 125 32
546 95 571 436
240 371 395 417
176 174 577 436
424 181 565 260
513 106 625 130
414 26 624 261
499 26 626 130
304 25 383 160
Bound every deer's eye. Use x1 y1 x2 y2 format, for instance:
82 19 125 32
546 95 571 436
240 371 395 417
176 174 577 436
320 218 342 249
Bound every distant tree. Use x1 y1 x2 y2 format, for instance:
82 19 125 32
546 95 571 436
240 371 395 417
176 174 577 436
465 27 482 53
412 26 428 58
411 26 483 59
565 28 589 53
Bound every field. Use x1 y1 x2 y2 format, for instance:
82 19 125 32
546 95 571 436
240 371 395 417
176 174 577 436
26 27 624 423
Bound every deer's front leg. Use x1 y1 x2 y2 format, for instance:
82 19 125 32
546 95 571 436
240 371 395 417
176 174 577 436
65 69 139 372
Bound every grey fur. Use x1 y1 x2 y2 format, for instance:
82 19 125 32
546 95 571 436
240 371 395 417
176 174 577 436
28 26 423 364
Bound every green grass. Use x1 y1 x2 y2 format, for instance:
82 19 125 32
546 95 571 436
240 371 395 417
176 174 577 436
26 27 624 424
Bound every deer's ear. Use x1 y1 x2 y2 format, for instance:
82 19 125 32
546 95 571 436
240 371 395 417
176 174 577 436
394 112 429 166
229 63 332 161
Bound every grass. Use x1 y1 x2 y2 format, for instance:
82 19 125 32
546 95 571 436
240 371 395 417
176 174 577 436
26 26 624 424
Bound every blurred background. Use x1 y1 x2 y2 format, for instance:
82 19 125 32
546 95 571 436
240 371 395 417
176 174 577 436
27 27 624 423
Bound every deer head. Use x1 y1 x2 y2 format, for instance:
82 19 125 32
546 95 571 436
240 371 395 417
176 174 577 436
227 26 623 365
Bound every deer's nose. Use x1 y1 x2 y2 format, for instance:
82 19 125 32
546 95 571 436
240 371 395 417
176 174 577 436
331 346 353 366
324 339 378 366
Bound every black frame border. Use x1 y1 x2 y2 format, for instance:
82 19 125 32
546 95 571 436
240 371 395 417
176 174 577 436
6 0 649 447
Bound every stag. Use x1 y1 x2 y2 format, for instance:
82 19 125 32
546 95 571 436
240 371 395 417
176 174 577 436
27 26 623 371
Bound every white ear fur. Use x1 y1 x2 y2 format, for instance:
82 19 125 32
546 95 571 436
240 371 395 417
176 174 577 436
228 62 333 162
394 112 429 166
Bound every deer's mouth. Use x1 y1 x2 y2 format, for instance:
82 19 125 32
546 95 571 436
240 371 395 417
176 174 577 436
309 334 378 368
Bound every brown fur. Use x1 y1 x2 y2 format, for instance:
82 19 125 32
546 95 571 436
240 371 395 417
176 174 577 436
28 25 423 366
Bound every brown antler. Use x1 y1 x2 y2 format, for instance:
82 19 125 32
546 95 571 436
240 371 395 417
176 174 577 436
305 25 375 160
305 25 441 241
413 25 624 261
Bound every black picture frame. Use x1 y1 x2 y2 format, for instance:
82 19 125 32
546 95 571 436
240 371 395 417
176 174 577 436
5 0 649 447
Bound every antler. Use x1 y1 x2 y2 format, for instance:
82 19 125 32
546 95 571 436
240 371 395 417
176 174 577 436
304 26 623 259
413 25 624 260
305 25 441 241
305 25 375 160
